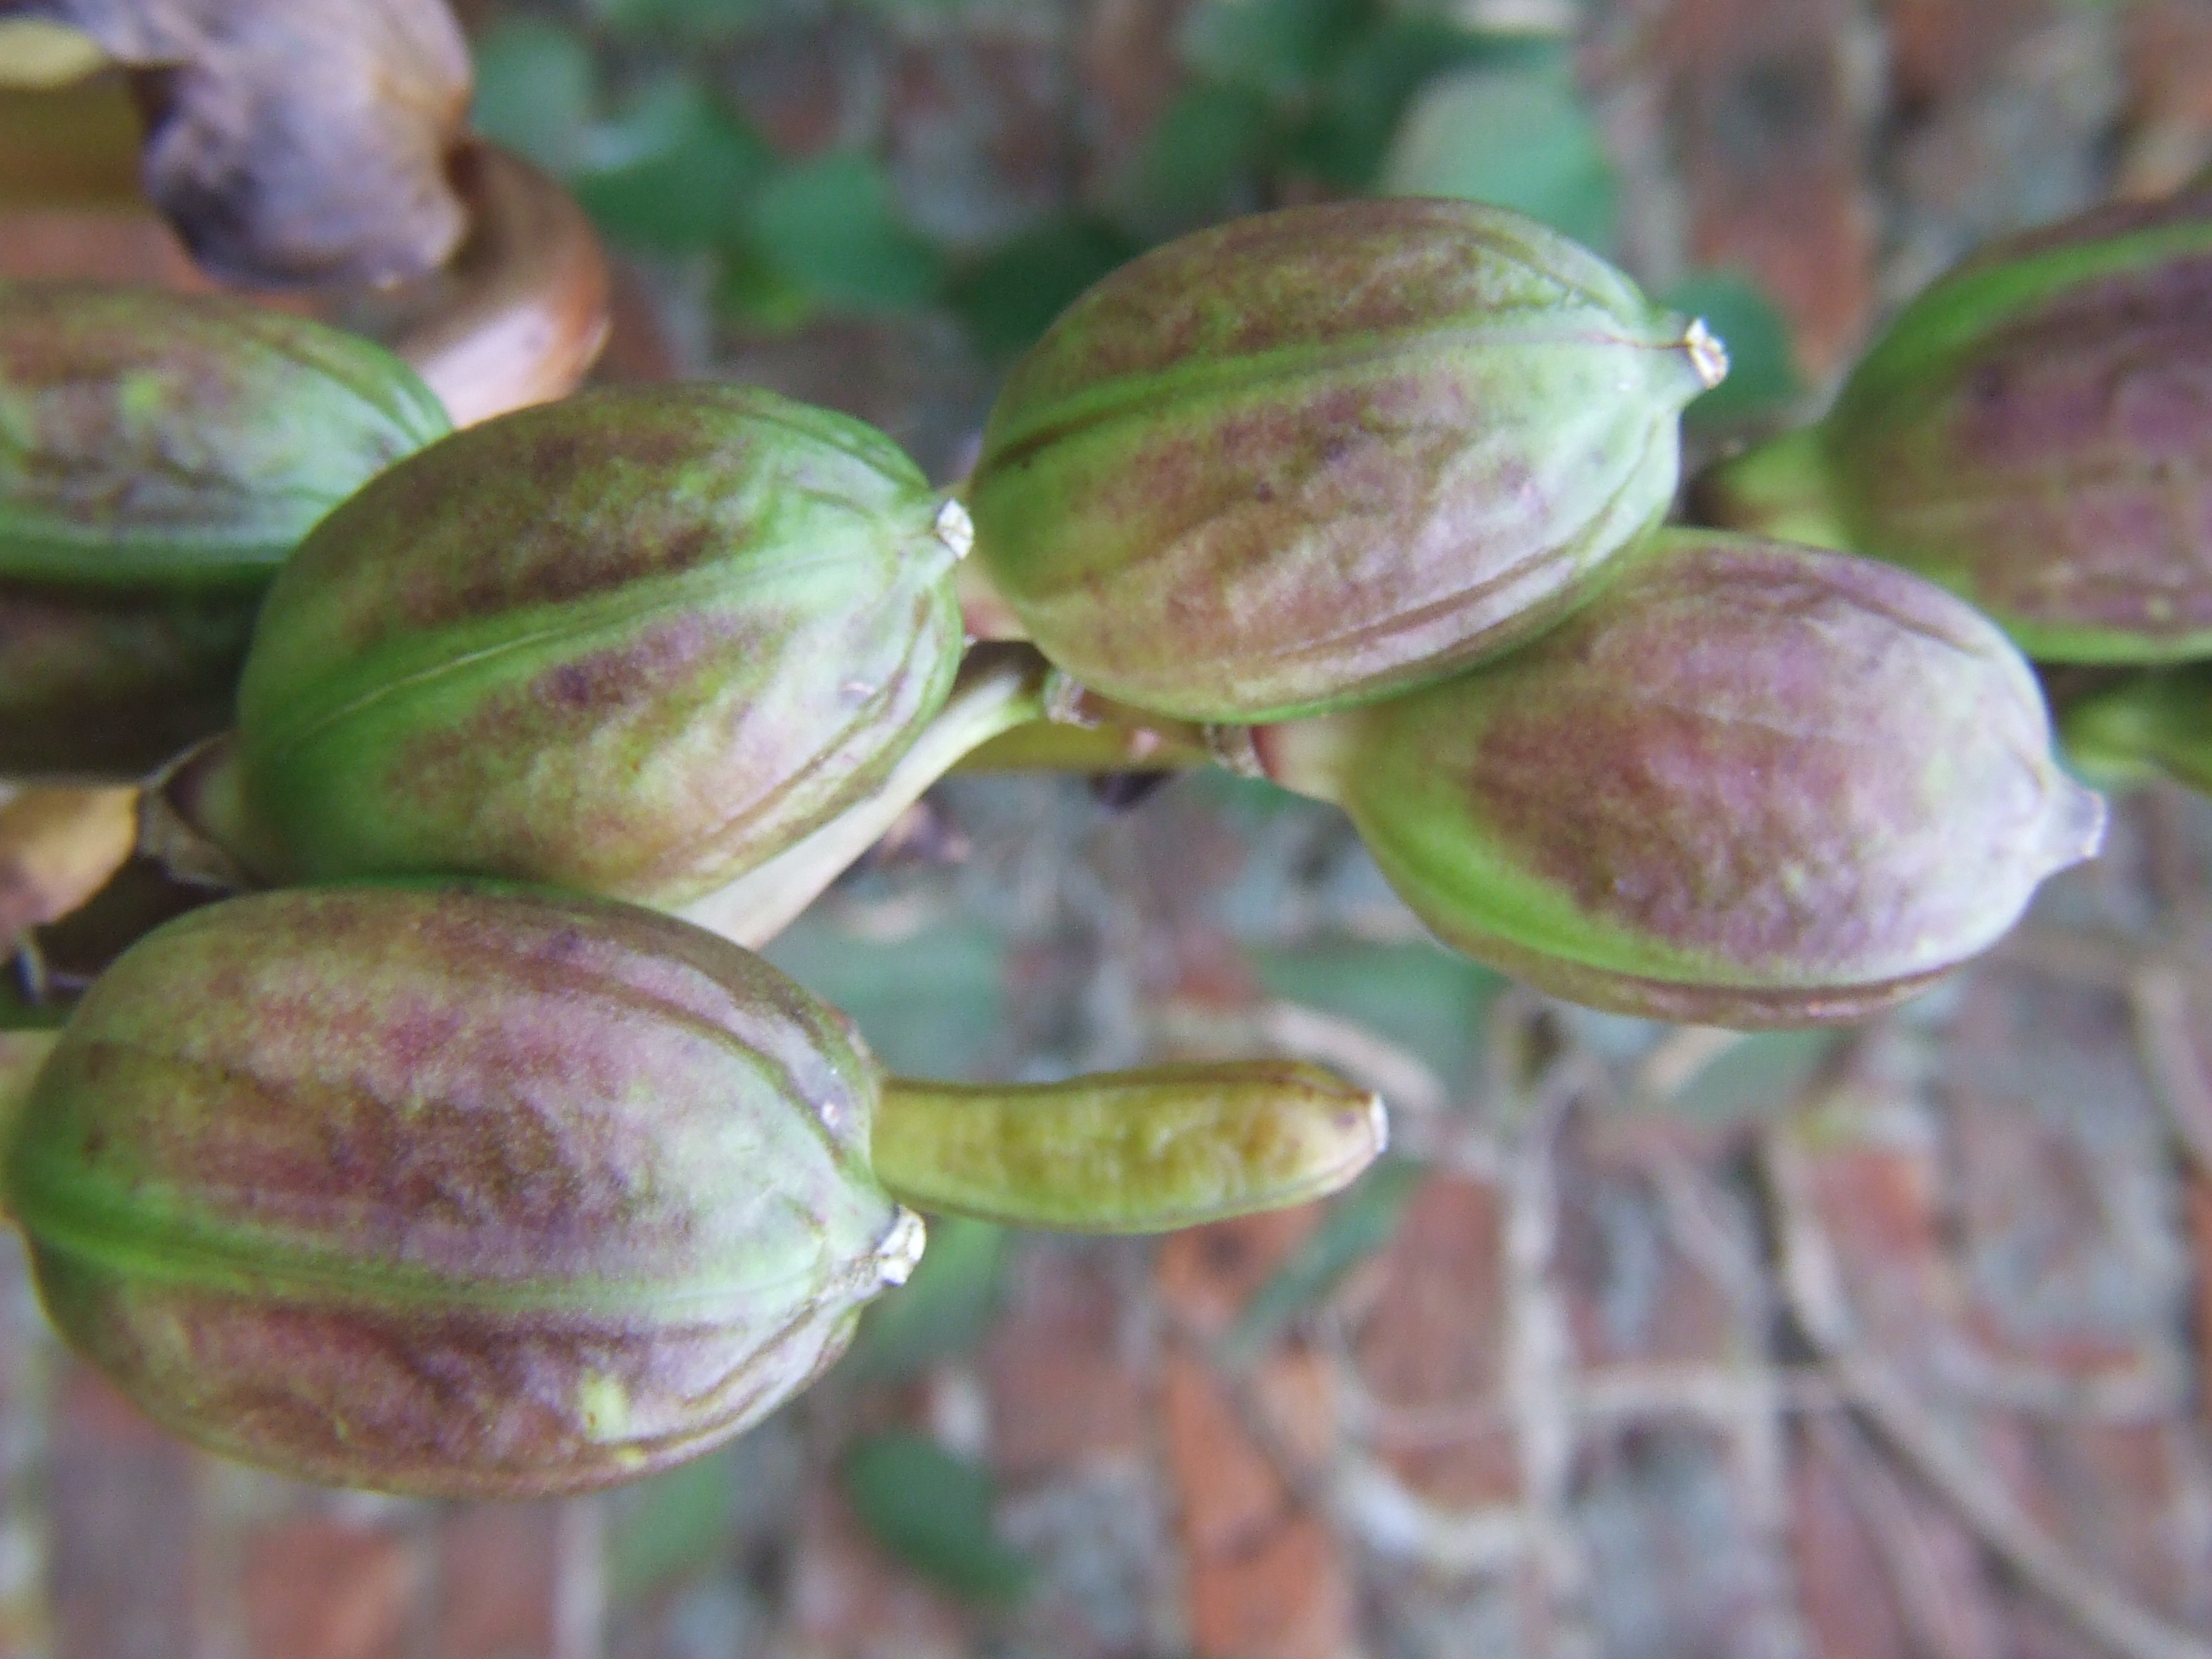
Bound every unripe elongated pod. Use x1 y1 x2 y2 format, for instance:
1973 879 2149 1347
209 384 969 905
969 199 1726 721
870 1062 1386 1233
1257 531 2107 1027
1697 189 2212 662
0 283 450 776
3 883 1384 1493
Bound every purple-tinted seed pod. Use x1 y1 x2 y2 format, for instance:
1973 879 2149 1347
1697 189 2212 663
0 283 451 777
1257 531 2107 1028
214 383 969 905
969 199 1726 722
1 882 921 1499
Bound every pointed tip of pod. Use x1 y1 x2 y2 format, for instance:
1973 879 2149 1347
875 1208 928 1288
2040 773 2110 874
1282 1081 1392 1204
1363 1090 1391 1158
1316 1089 1394 1194
932 498 975 562
1683 317 1731 392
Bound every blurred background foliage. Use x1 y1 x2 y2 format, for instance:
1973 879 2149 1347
469 0 1797 404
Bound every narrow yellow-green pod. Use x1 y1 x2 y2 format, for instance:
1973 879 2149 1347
871 1061 1388 1232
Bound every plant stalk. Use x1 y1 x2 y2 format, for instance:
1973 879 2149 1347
679 644 1050 948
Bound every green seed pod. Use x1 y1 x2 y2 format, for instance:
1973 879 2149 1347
1257 531 2106 1027
2 882 921 1499
216 384 969 905
968 199 1726 722
1697 190 2212 662
0 283 451 777
870 1062 1386 1232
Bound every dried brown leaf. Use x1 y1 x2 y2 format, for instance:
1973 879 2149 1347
10 0 469 288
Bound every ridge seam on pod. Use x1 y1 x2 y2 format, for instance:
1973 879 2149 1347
980 323 1685 472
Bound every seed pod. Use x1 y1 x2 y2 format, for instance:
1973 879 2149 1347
1696 190 2212 662
0 283 451 777
1257 531 2107 1027
217 384 969 905
2 882 922 1498
871 1062 1386 1232
968 199 1726 722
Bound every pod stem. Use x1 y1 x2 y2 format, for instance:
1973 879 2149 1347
678 644 1050 949
956 670 1215 774
1685 423 1850 549
139 732 280 893
955 557 1028 643
870 1059 1387 1234
1249 710 1365 806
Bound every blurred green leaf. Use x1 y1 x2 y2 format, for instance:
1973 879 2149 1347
608 1447 737 1598
841 1433 1033 1602
947 214 1142 359
569 78 776 253
470 17 598 176
0 983 68 1031
749 153 946 311
1380 49 1616 252
1287 16 1505 187
762 918 1004 1079
1126 82 1274 226
585 0 766 42
713 239 818 332
1662 269 1802 423
849 1215 1007 1379
1226 1156 1426 1358
1178 0 1371 101
1658 1029 1837 1124
1249 940 1500 1090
